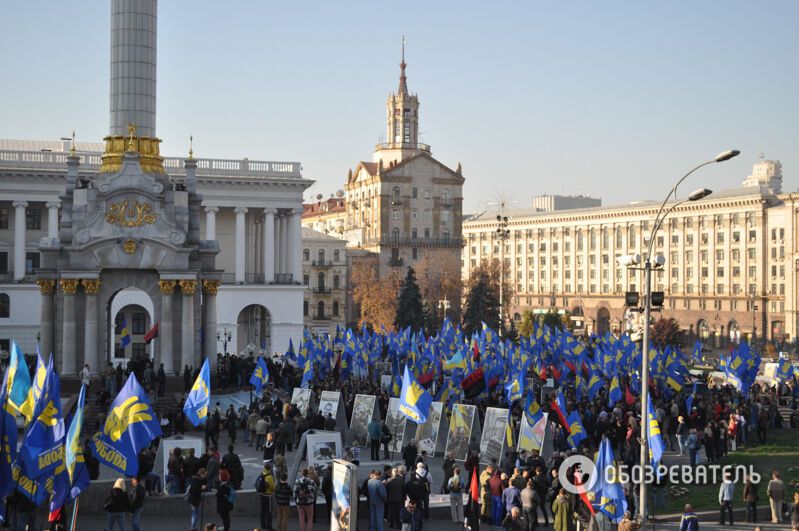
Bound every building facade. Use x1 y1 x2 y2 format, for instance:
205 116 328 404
463 158 796 347
342 48 464 302
533 194 602 212
0 0 311 367
301 228 347 336
302 196 346 237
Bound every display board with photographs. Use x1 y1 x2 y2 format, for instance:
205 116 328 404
349 394 378 446
331 459 358 531
291 387 313 417
306 431 343 469
445 403 478 461
517 412 548 453
479 407 509 465
318 390 347 428
384 397 409 454
415 402 443 456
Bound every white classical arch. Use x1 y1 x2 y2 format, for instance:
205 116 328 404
108 287 156 359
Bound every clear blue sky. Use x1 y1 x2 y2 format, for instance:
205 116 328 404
1 1 797 212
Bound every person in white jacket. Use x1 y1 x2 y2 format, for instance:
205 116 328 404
718 472 735 525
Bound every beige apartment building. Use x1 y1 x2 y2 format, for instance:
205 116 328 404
462 158 796 347
301 227 347 336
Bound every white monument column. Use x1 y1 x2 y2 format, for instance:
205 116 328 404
159 280 175 373
180 280 197 370
263 208 276 284
36 280 56 358
290 208 303 283
202 280 219 367
46 201 60 239
205 206 218 241
82 279 101 373
234 207 248 283
60 279 78 374
12 201 27 280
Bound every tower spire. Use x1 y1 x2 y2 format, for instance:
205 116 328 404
398 35 408 95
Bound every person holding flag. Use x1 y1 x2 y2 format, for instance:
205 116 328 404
184 359 211 427
91 373 162 477
398 365 433 424
250 356 270 396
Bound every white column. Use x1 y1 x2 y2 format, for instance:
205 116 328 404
276 213 284 277
279 213 288 277
291 208 302 283
46 201 60 239
159 280 175 373
83 279 101 374
12 201 27 280
60 279 78 375
234 207 248 284
263 208 276 284
204 206 218 240
180 280 197 371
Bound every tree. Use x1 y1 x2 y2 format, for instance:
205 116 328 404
395 267 425 332
351 259 400 331
650 317 684 349
462 267 501 336
518 310 535 338
414 252 463 328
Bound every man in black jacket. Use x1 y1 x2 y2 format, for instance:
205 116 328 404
128 477 146 531
222 445 244 490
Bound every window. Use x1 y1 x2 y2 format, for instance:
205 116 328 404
423 189 430 199
392 228 400 243
748 266 756 277
732 231 740 243
717 267 724 278
317 300 325 318
687 267 693 277
26 208 41 230
686 234 694 245
132 344 145 358
424 228 430 239
733 266 740 277
716 250 724 261
333 249 340 262
671 267 679 278
589 229 596 251
443 230 450 243
114 314 124 334
656 236 664 247
0 293 8 318
0 208 7 229
131 312 146 334
333 275 340 289
317 272 326 289
0 253 6 273
25 253 39 274
564 241 571 252
412 248 418 259
411 209 418 220
670 251 678 263
318 249 325 263
411 228 417 240
412 188 418 199
303 301 308 316
333 301 339 316
700 251 708 263
671 234 679 245
615 227 622 247
716 232 724 244
685 251 693 262
303 274 309 286
748 230 756 242
747 248 756 260
392 209 400 221
303 249 310 262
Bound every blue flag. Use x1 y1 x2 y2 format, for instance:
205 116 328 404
646 395 665 468
7 341 34 421
19 356 66 479
119 318 131 348
91 373 162 476
301 360 314 389
398 365 433 424
50 383 90 517
566 411 587 449
608 374 622 406
250 356 270 395
0 352 20 523
592 437 627 522
523 389 544 426
183 359 211 427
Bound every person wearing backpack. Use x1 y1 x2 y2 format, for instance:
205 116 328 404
294 467 318 531
216 468 235 531
407 463 432 520
275 472 293 531
448 465 465 523
255 461 277 530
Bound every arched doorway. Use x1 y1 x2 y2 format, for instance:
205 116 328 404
697 319 710 344
728 320 740 345
108 288 155 361
597 307 610 335
237 304 271 355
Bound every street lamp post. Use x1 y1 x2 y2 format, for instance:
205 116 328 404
217 328 232 356
496 215 510 336
621 149 739 525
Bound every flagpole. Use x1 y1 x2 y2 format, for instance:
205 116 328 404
69 498 80 531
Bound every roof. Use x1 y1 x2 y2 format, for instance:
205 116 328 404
301 227 346 242
0 138 104 152
466 186 775 224
302 198 346 218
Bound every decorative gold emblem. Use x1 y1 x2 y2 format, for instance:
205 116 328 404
158 280 177 294
202 280 220 295
127 123 137 152
122 239 137 254
59 279 79 295
178 280 198 295
36 279 56 295
105 200 156 227
81 279 102 294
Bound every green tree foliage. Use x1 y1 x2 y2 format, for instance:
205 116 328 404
651 317 684 349
395 266 425 332
462 267 500 336
518 311 535 338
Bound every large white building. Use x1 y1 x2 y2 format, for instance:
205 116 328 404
463 158 797 347
0 0 311 366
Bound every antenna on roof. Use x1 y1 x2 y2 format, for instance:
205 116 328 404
70 131 76 154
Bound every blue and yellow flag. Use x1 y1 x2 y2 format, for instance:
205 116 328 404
183 359 211 427
19 356 65 479
50 383 90 518
776 358 794 382
91 373 162 476
7 342 33 421
608 374 622 406
566 410 587 449
119 318 131 348
0 351 20 523
301 359 314 389
591 437 627 522
398 365 432 424
646 395 664 467
250 356 270 395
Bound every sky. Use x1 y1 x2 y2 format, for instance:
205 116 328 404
1 1 797 213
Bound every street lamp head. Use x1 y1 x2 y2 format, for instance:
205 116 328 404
688 188 713 201
496 215 502 222
714 149 740 163
617 254 641 267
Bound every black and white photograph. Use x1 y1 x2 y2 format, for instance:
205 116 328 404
445 403 475 461
306 432 343 469
415 401 442 456
291 387 312 417
349 394 377 445
384 397 407 454
479 407 508 465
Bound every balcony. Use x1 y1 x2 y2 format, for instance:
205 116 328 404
274 273 294 285
389 257 404 267
368 237 464 247
311 260 333 268
313 286 332 294
313 314 331 321
0 272 38 284
221 273 264 284
441 200 454 208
